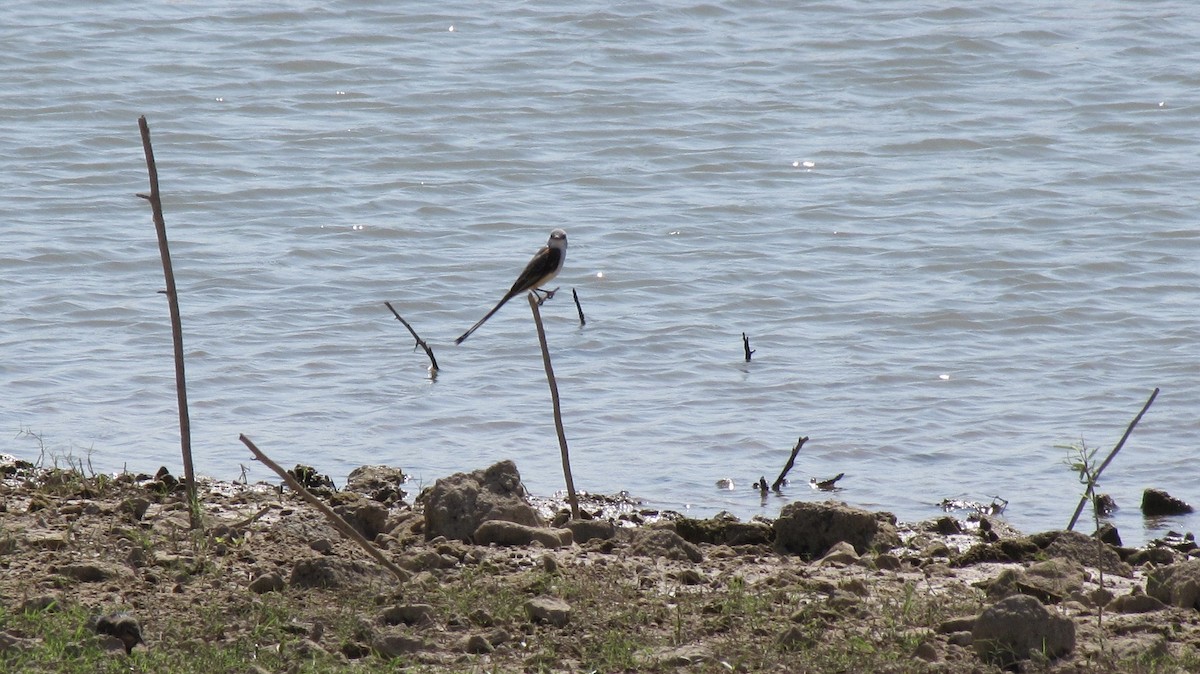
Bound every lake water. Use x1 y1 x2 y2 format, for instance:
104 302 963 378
2 1 1197 546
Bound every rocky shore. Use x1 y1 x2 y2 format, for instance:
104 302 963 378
1 456 1199 673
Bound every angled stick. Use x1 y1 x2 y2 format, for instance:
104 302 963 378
383 301 438 372
136 115 199 529
528 293 580 520
772 436 808 492
1066 387 1160 531
239 434 410 583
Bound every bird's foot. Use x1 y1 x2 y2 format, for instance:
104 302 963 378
534 286 559 305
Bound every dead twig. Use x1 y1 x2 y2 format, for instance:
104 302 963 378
1066 387 1160 531
136 115 199 530
742 333 755 362
772 436 808 491
755 475 769 495
383 301 438 372
528 293 580 520
572 288 586 326
239 434 410 583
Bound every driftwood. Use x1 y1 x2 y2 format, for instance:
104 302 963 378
136 116 199 529
742 333 755 362
383 301 438 373
528 293 580 520
1066 387 1160 531
239 434 410 583
771 436 808 491
572 288 586 326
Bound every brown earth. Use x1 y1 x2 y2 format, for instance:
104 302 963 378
1 458 1199 673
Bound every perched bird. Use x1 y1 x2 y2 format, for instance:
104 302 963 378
455 229 567 344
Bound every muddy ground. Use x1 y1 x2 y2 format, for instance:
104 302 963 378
1 458 1199 673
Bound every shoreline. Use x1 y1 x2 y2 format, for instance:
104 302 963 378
2 456 1199 672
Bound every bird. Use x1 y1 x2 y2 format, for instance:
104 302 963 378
455 229 567 344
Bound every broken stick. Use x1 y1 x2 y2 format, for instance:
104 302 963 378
383 301 438 373
239 434 410 583
771 436 808 492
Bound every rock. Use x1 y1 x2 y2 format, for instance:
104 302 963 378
345 465 408 503
524 597 571 627
972 595 1075 667
773 501 900 559
93 613 145 654
674 516 773 547
381 604 436 627
934 516 963 535
775 624 809 650
937 616 977 634
118 497 151 521
1109 591 1167 614
56 563 122 583
873 553 902 571
1142 489 1194 516
473 520 572 548
372 631 430 658
23 529 68 550
914 640 939 662
1095 522 1122 548
920 541 952 559
420 460 542 542
468 608 494 627
461 634 493 654
1021 557 1087 601
248 572 285 594
566 519 616 543
954 537 1040 565
329 493 389 540
289 557 390 589
648 643 712 666
1146 559 1200 609
0 630 40 653
19 595 60 613
630 528 703 563
1038 530 1132 578
1128 546 1178 566
817 541 860 566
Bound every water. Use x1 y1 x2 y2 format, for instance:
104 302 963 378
2 1 1197 546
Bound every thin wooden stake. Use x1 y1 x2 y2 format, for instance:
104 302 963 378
1067 387 1160 531
528 293 580 520
239 434 410 583
383 301 438 373
742 332 755 362
136 115 198 529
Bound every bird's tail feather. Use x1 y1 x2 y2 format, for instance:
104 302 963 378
454 293 515 344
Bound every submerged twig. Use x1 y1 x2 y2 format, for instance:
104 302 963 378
1066 387 1160 531
383 301 438 372
572 288 585 326
239 434 410 583
772 436 808 492
742 333 755 362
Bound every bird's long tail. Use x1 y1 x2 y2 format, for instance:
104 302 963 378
454 292 516 344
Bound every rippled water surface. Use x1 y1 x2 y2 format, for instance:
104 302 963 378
3 1 1198 544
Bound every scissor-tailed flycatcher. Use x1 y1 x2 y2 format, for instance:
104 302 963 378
454 229 567 344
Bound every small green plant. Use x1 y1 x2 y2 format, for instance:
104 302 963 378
1061 438 1106 532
